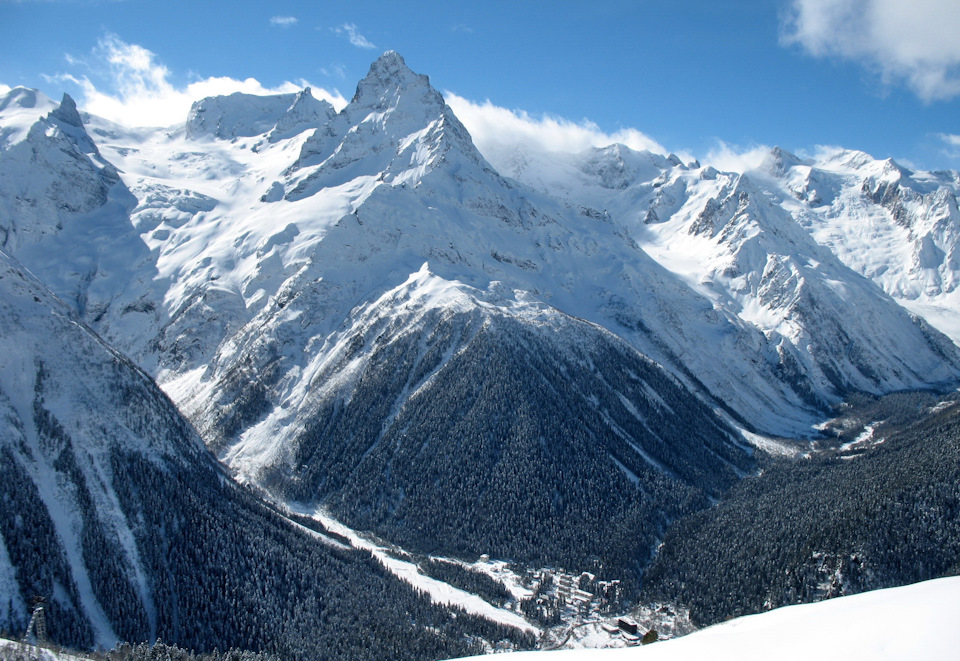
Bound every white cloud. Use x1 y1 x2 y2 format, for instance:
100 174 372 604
939 133 960 159
335 23 376 49
782 0 960 102
0 83 11 97
50 34 347 127
939 133 960 147
444 92 669 168
320 64 347 80
702 142 775 174
270 16 298 28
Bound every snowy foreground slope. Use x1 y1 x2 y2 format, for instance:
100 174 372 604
458 576 960 661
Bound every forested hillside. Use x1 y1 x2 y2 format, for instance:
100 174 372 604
0 250 528 659
255 307 752 588
641 396 960 625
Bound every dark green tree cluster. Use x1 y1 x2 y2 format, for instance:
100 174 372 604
641 400 960 626
1 346 531 661
262 310 751 588
0 448 93 647
416 559 513 607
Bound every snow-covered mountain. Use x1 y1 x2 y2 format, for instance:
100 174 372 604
0 248 206 648
2 51 960 586
774 148 960 342
488 138 960 353
496 143 960 412
0 89 128 253
0 249 514 659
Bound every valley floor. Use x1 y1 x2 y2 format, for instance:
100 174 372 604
282 504 693 652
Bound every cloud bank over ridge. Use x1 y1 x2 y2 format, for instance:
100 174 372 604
49 34 347 127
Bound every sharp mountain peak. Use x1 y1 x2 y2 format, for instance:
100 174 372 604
346 50 448 121
51 92 83 128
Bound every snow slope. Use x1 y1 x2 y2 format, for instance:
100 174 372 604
499 143 960 413
455 576 960 661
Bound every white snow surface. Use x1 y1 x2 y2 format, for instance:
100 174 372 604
455 576 960 661
300 506 538 634
0 638 89 661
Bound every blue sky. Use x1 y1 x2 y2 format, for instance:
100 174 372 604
2 0 960 171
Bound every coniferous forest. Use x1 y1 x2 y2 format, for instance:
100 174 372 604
641 398 960 626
